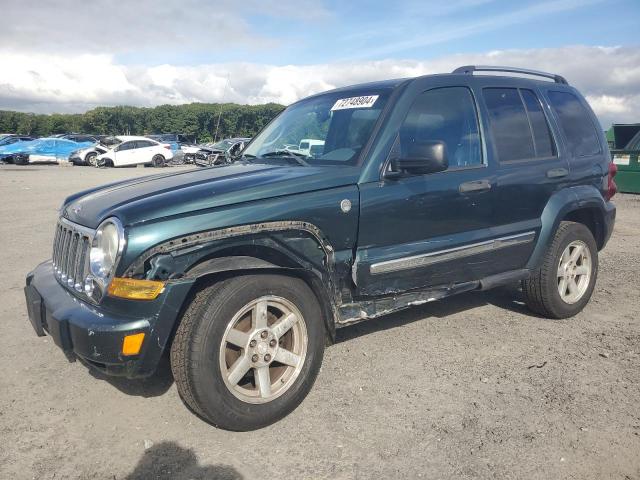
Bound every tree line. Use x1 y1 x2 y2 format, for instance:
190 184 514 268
0 103 286 143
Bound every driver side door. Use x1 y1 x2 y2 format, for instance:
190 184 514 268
355 86 500 296
114 141 137 166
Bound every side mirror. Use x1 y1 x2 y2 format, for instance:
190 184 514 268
388 140 448 177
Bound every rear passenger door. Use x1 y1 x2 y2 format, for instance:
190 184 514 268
481 86 570 267
135 140 157 163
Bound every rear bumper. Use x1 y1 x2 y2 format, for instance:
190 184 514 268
601 200 616 249
25 261 194 378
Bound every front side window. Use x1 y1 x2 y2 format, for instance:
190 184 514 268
242 89 391 165
118 142 135 151
547 90 600 157
400 86 482 169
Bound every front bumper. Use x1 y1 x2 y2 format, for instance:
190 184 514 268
25 261 194 378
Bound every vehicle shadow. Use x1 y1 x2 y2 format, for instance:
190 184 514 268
335 284 537 343
125 441 242 480
87 356 174 398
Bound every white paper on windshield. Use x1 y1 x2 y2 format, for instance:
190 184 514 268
331 95 379 111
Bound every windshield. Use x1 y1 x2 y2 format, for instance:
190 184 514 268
242 88 391 165
211 139 235 151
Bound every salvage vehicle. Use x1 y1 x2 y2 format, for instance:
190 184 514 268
191 137 251 166
147 133 196 154
69 144 105 166
24 66 616 431
0 135 35 162
0 134 34 146
2 137 94 164
69 137 122 166
93 136 174 167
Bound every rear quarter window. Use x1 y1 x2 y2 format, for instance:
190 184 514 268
547 90 601 157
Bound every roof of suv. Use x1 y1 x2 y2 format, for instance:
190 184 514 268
315 65 570 99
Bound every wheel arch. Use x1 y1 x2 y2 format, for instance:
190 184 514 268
185 258 337 345
128 223 342 351
527 185 608 270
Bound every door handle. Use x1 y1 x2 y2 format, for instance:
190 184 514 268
546 167 568 178
459 179 492 193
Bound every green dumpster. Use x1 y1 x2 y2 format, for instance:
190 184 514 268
607 124 640 194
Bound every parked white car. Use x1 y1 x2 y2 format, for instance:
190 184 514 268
94 136 173 167
287 138 325 157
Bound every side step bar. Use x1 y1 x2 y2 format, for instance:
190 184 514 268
477 269 531 291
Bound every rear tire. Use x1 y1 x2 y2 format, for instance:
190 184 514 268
152 154 165 167
86 152 97 167
170 274 325 431
522 221 598 319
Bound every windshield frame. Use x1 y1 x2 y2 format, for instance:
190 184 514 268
241 85 398 168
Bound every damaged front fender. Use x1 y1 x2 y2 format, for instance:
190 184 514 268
123 221 349 342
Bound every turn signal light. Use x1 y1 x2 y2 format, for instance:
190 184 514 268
107 277 165 300
122 332 145 356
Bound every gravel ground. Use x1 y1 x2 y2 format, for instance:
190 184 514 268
0 164 639 480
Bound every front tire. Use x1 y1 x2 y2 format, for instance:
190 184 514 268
522 221 598 319
170 274 325 431
14 154 29 165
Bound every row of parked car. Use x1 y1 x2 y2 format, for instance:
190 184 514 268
0 133 253 168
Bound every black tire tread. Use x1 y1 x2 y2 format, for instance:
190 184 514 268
523 221 597 319
170 280 225 417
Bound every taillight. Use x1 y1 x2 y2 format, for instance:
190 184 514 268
606 162 617 201
163 143 171 150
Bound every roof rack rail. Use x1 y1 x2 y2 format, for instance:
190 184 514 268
452 65 568 84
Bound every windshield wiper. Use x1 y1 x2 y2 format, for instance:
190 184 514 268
260 150 310 167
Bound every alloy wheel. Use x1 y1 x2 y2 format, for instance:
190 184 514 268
557 240 592 304
219 295 308 404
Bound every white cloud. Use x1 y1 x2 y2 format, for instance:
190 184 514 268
1 45 639 127
0 0 329 54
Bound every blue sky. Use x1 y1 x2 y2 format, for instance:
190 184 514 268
115 0 640 65
0 0 638 126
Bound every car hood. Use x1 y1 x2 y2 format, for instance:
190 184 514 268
62 163 361 229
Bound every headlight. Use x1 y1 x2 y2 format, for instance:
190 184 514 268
89 217 124 279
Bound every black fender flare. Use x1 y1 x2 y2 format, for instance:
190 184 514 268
527 185 608 270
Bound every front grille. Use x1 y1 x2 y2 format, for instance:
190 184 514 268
52 219 94 293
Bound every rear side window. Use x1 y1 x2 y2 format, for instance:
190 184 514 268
547 91 600 157
484 88 535 162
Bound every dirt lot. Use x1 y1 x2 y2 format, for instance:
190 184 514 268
0 164 638 480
